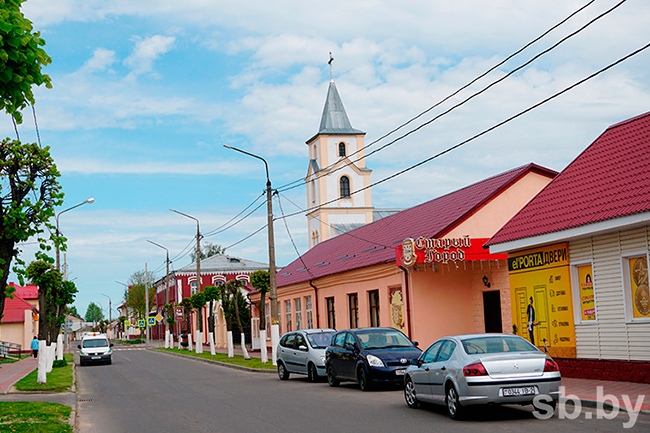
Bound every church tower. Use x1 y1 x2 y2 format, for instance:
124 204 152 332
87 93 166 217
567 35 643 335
305 63 373 249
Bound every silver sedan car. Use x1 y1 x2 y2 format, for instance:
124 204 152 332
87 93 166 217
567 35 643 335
404 334 561 419
277 328 336 382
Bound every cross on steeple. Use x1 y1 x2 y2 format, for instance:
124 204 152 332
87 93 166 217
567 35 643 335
328 52 334 81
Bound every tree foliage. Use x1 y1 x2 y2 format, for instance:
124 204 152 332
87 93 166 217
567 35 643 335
26 260 77 343
189 291 206 333
67 305 79 318
85 302 103 324
250 270 269 331
190 242 225 263
0 0 52 124
124 269 156 320
0 139 63 321
220 280 250 335
203 285 221 333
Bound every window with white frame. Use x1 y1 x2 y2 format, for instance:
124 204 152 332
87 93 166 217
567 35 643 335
305 296 313 329
295 298 302 330
571 263 597 323
190 280 198 296
624 254 650 320
285 300 292 331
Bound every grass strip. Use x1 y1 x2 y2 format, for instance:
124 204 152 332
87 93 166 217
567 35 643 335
14 353 74 392
156 347 276 370
0 401 72 432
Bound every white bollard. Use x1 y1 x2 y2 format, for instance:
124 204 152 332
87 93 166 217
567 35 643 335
196 331 203 354
56 334 64 360
209 332 216 356
164 330 170 349
188 331 193 351
260 329 268 363
227 331 234 358
45 343 55 373
271 324 280 366
240 333 250 359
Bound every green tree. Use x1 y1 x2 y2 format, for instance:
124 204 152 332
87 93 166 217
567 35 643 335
67 305 79 318
26 260 77 343
85 302 103 325
0 139 63 322
190 242 225 263
125 270 156 322
189 291 206 334
0 0 52 124
203 285 221 335
250 270 269 332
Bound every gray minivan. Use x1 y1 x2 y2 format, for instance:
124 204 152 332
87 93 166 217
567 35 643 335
277 328 336 382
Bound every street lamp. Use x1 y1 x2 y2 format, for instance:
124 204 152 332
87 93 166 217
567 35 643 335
170 209 201 297
101 293 112 338
223 144 278 364
55 198 95 273
147 239 171 347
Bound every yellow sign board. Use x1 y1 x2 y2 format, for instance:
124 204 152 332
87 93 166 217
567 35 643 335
508 243 576 359
577 265 595 321
629 256 650 318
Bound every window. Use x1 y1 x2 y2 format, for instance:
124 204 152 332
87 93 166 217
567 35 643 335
437 341 456 362
295 334 307 350
283 333 296 348
338 142 346 157
295 298 302 330
305 296 313 329
344 332 357 348
340 176 350 198
312 230 320 246
326 297 336 329
285 300 292 331
190 281 198 296
333 332 345 347
421 341 443 363
369 290 380 327
348 293 359 328
311 180 316 204
625 255 650 320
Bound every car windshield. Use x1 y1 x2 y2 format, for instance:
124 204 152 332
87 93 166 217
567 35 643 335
356 330 413 349
306 332 335 349
462 336 536 355
83 339 109 348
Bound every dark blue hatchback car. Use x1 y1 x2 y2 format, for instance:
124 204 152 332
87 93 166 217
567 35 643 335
325 327 421 391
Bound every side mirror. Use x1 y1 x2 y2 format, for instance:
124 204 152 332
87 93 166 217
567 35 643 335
77 345 81 349
413 341 419 347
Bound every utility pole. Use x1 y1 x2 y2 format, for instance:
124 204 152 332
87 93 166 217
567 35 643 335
147 240 171 346
145 262 150 345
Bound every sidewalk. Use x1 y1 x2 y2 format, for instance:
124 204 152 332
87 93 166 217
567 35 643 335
0 357 37 394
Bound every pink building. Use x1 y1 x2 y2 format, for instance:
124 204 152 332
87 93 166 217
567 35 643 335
0 283 39 352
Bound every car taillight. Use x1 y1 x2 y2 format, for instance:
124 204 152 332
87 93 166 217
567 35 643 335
463 362 488 376
544 359 560 372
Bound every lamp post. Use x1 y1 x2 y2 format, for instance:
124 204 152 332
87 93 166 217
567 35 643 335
55 198 95 273
101 293 112 338
116 281 128 340
223 144 278 364
147 239 171 347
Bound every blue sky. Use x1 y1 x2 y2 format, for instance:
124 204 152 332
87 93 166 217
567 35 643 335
5 0 649 319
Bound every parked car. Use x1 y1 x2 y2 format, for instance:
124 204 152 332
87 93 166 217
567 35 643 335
403 334 561 419
78 333 113 366
277 328 336 382
325 327 421 391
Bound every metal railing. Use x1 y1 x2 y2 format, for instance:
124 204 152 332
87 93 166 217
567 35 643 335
0 341 22 360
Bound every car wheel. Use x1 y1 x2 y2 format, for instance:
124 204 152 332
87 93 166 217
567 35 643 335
446 384 465 420
277 362 290 380
327 366 340 387
357 367 371 391
307 363 318 383
404 377 420 409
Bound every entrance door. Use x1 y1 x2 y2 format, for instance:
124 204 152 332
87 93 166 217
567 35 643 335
483 291 503 333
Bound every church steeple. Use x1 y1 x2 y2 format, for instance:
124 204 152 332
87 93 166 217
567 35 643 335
305 55 373 249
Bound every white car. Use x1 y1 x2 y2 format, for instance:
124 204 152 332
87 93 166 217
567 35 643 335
78 333 113 366
277 329 336 382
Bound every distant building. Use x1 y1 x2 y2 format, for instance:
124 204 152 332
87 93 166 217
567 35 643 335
0 283 39 352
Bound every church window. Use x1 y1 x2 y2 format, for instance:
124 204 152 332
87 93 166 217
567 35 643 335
340 176 351 198
311 180 316 204
338 142 346 157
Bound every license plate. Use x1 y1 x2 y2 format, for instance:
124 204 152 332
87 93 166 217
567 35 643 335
395 369 406 376
503 386 536 397
91 356 100 360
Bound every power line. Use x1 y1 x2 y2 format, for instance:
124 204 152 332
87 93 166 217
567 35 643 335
203 196 267 238
274 40 650 222
203 192 265 237
224 224 268 251
275 193 316 280
276 0 621 193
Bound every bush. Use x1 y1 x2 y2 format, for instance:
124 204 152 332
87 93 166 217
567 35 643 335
52 360 67 368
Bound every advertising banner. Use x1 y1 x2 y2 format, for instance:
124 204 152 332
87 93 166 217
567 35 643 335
396 237 507 267
629 256 650 318
389 287 405 332
577 264 595 321
508 243 576 359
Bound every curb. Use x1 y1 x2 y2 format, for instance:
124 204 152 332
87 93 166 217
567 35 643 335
150 348 276 374
564 398 650 415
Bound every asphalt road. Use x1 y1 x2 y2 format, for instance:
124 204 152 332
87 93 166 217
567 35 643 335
76 347 650 433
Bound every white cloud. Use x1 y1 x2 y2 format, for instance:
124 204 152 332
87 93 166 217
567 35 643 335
56 157 256 176
82 48 116 73
124 35 176 79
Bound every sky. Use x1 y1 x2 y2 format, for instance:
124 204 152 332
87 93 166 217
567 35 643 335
4 0 649 320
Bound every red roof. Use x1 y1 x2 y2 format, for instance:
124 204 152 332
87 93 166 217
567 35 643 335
487 111 650 246
8 282 38 300
277 163 556 287
2 294 37 323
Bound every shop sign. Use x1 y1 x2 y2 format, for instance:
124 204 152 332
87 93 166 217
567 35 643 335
389 287 405 332
396 236 506 267
508 243 576 359
577 264 595 321
174 306 184 320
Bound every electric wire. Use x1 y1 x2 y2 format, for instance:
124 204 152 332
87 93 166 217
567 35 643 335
275 193 316 280
224 224 268 250
276 0 622 193
203 192 265 237
203 195 267 238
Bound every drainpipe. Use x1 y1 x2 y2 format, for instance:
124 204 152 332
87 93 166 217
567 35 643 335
399 266 414 341
309 280 320 328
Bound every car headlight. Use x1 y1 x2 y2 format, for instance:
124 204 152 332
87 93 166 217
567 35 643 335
319 356 326 363
367 354 385 368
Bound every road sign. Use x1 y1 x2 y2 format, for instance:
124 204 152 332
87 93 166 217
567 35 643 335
125 320 131 327
138 319 145 328
174 306 184 321
147 317 156 326
155 314 163 323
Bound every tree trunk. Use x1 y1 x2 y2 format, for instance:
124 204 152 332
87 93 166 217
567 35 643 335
0 240 15 323
259 291 266 331
232 289 250 359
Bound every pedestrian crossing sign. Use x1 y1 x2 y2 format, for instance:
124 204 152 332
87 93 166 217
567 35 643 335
138 319 145 328
147 317 156 326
